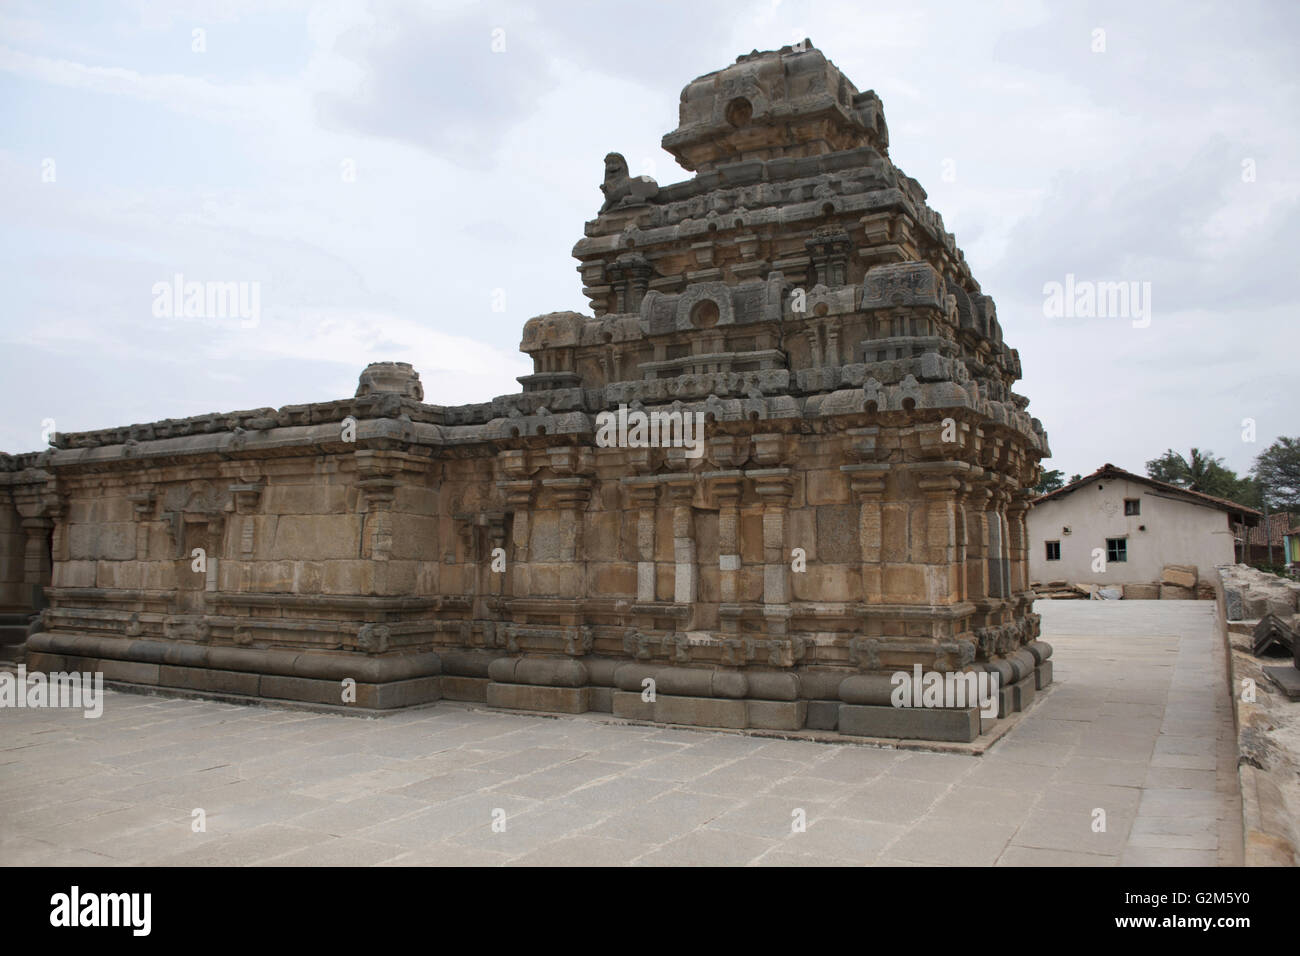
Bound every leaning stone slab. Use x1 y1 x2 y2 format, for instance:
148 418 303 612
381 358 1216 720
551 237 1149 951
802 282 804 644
1263 665 1300 702
1161 564 1197 589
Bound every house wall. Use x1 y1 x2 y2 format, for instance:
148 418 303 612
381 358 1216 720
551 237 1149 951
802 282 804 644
1027 477 1235 586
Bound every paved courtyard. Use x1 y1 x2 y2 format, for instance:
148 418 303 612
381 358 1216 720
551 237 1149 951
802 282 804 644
0 601 1241 866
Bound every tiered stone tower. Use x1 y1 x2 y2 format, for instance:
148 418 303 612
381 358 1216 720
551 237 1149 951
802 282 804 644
1 43 1051 742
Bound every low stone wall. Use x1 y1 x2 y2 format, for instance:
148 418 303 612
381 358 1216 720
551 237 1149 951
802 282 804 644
1221 563 1300 624
1215 564 1300 865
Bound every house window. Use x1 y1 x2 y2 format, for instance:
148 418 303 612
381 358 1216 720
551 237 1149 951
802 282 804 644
1045 541 1061 561
1106 538 1127 563
1124 498 1140 516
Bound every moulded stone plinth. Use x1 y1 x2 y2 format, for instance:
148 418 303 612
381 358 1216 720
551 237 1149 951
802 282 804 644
1010 673 1036 711
486 682 590 714
440 675 489 702
805 699 840 730
1035 660 1053 690
838 703 980 742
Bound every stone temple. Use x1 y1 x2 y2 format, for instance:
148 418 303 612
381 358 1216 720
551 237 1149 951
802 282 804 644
0 43 1052 742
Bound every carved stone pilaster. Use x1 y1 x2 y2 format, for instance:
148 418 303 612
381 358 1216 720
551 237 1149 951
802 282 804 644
751 433 786 467
356 452 400 563
1007 489 1032 597
606 252 654 313
987 478 1014 599
750 468 792 618
964 476 993 602
499 479 536 563
806 227 851 287
911 461 971 605
229 482 264 560
622 477 660 603
543 477 591 564
664 476 697 606
842 462 889 604
805 326 823 368
707 435 750 469
706 472 744 608
127 489 156 561
20 516 53 605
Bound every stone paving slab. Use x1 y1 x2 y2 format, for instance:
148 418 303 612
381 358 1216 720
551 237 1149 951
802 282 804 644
0 601 1241 866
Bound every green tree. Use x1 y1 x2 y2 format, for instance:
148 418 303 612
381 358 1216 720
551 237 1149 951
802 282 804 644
1067 473 1082 483
1228 475 1264 511
1251 437 1300 511
1145 447 1248 502
1034 468 1064 495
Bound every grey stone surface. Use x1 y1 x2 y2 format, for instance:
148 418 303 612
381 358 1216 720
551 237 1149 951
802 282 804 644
0 601 1240 866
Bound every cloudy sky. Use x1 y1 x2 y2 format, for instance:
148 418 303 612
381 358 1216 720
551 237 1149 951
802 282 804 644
2 0 1296 483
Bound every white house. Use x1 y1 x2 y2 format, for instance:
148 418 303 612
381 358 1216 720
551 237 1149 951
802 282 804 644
1028 464 1260 589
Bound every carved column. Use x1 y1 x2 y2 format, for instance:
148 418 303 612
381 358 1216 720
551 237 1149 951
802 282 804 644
964 477 992 602
229 482 264 593
498 449 539 576
664 477 696 606
986 484 1010 599
953 478 969 602
805 228 850 287
708 473 744 606
542 478 590 564
127 490 156 561
622 478 659 603
842 463 889 604
21 517 52 606
805 328 823 368
356 451 399 594
607 253 653 313
204 516 223 592
544 477 592 601
500 478 535 579
751 468 792 635
1007 490 1031 596
484 512 508 599
913 462 969 605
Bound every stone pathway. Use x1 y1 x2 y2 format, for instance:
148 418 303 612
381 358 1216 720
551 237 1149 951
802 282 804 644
0 601 1241 866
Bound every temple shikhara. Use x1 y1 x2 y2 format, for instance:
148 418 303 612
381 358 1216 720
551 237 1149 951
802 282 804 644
0 43 1052 742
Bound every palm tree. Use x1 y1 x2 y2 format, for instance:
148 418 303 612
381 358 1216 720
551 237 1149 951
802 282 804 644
1145 447 1245 500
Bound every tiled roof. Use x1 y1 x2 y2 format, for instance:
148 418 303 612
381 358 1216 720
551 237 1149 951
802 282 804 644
1247 512 1297 546
1033 463 1262 522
